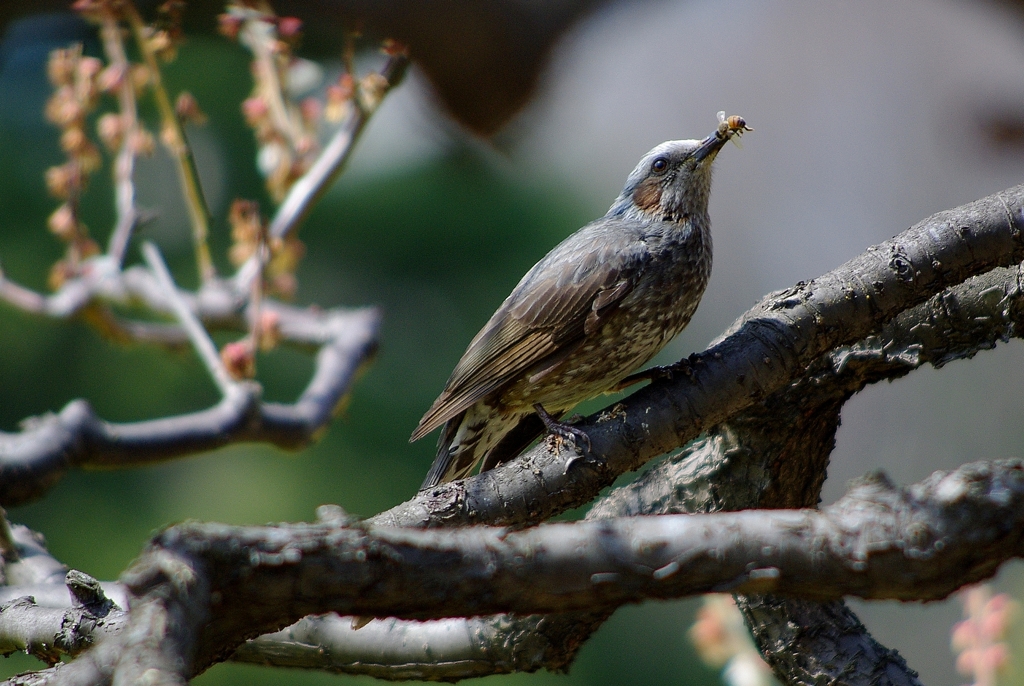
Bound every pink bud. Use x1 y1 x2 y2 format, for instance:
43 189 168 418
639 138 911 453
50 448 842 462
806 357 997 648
221 341 255 379
277 17 302 38
242 97 269 124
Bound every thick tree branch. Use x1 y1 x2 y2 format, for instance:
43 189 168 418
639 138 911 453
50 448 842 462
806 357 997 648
574 264 1024 686
13 459 1024 685
738 595 920 686
595 261 1024 518
338 259 1024 682
9 192 1024 683
230 259 1024 680
579 267 1024 685
375 185 1024 528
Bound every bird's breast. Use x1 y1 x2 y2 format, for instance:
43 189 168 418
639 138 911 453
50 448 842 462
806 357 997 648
497 223 712 412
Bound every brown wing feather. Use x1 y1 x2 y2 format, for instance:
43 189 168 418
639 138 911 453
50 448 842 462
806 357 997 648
411 330 559 441
410 221 644 442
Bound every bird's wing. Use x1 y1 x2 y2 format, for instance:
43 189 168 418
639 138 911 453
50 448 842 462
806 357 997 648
411 222 643 441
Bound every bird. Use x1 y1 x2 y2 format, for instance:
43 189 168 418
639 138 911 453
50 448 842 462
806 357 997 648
411 113 751 489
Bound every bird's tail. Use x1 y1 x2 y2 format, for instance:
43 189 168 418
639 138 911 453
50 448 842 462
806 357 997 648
419 408 553 489
420 415 468 489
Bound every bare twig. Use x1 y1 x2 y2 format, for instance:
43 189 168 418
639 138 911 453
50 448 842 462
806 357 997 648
0 510 17 563
264 54 409 242
123 3 213 283
0 266 47 314
141 242 235 394
237 10 305 150
98 12 141 264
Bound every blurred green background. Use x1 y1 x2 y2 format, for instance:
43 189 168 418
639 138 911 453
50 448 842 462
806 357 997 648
0 17 720 686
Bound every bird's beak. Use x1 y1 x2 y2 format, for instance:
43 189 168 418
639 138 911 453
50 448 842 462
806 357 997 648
691 131 729 163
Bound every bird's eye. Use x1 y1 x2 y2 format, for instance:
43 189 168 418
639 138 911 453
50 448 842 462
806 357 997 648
651 157 668 173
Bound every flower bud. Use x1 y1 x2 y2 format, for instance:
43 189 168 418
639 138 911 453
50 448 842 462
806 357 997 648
175 91 206 125
277 17 302 38
221 341 255 379
242 96 269 125
257 311 282 350
48 204 79 240
45 163 81 199
60 126 89 154
96 113 125 151
130 128 155 156
299 97 322 125
45 87 83 127
97 65 127 93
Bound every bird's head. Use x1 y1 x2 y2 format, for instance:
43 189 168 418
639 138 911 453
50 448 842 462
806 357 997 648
609 114 750 223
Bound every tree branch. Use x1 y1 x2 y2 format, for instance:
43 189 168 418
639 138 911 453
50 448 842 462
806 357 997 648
266 54 410 242
365 257 1024 682
0 305 378 506
13 459 1024 685
231 228 1024 680
375 185 1024 529
0 596 125 666
0 22 412 509
231 611 606 680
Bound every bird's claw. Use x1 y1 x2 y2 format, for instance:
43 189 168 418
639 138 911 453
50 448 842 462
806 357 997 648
535 403 592 454
663 355 697 379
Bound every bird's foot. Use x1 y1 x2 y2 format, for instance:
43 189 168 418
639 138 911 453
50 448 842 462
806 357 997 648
664 354 698 379
534 403 591 454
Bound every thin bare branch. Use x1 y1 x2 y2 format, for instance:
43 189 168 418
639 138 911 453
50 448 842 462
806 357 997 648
141 242 235 394
237 11 305 149
0 306 378 506
263 54 409 241
123 3 213 282
98 12 140 264
0 510 17 562
0 266 49 314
